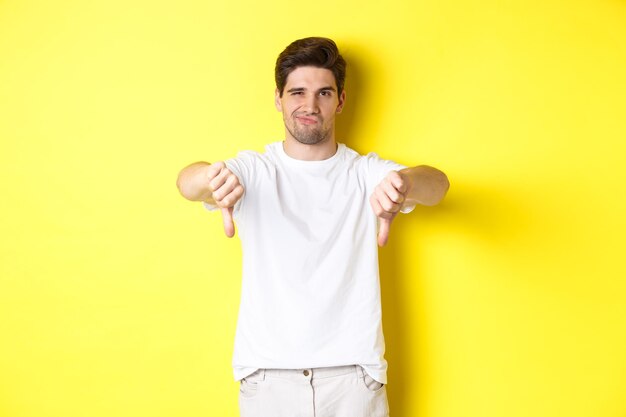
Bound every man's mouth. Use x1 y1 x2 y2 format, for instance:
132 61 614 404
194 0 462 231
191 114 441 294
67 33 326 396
295 116 318 125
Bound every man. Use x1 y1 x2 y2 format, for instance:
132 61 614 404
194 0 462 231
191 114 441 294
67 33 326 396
177 37 449 417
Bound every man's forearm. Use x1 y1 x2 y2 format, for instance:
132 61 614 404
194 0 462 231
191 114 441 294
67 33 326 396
176 162 215 203
400 165 450 207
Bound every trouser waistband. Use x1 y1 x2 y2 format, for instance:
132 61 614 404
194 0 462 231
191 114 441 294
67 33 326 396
252 365 365 381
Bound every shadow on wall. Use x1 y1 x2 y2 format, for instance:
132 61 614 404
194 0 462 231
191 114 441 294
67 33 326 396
335 50 382 148
410 179 534 243
334 42 534 415
378 180 532 416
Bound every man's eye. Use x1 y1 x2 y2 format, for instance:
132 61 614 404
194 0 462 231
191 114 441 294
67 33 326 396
320 91 331 96
291 92 303 95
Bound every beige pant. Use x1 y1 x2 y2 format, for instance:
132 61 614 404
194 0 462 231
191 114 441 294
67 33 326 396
239 364 389 417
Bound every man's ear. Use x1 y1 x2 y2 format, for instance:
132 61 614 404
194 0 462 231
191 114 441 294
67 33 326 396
275 88 283 112
336 90 346 113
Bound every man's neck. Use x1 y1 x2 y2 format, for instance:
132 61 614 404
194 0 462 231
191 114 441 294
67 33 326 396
283 136 338 161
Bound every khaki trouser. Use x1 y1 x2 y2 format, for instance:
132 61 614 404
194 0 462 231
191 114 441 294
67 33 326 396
239 364 389 417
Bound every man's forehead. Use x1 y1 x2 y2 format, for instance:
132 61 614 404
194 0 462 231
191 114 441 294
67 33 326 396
285 66 337 89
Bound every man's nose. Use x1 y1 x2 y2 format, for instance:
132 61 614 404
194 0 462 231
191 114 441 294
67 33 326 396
303 93 320 114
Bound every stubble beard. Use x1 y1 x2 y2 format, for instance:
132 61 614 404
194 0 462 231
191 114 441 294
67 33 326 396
286 116 331 145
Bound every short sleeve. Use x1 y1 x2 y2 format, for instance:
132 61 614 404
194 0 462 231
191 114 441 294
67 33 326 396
364 152 416 214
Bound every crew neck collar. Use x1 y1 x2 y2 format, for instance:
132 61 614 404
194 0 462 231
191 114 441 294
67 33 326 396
277 141 344 164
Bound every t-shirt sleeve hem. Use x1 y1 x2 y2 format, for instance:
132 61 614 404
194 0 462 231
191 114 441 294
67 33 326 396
202 201 219 211
400 203 416 214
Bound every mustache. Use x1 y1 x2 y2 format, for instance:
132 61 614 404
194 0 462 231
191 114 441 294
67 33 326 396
293 113 321 120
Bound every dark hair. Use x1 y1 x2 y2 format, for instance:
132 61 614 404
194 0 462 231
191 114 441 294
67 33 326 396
275 37 346 97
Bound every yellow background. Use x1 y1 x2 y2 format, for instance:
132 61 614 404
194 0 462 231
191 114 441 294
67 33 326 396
1 0 625 416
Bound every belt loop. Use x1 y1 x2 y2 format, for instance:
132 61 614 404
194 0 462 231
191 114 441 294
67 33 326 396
260 369 266 381
355 365 364 378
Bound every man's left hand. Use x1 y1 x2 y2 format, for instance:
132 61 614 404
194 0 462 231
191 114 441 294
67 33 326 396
370 171 409 247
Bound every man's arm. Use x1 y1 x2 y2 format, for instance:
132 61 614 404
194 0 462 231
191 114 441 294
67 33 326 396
399 165 450 207
370 165 449 246
176 161 244 237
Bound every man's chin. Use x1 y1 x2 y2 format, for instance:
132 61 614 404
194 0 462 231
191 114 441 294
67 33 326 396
286 124 330 145
295 137 324 145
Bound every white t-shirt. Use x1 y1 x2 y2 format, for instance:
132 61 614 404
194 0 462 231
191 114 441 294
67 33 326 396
205 141 414 384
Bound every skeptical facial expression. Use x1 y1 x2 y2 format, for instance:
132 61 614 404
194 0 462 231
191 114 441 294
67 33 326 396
275 66 346 145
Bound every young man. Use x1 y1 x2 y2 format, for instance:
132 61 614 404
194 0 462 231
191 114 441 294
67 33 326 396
177 37 449 417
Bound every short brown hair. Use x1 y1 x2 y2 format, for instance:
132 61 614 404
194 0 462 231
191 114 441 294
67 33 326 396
275 37 346 97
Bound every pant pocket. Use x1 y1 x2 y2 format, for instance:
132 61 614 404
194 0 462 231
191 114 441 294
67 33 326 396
239 369 264 399
361 372 385 393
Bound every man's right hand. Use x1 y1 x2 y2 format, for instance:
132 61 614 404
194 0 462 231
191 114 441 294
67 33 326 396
206 161 244 237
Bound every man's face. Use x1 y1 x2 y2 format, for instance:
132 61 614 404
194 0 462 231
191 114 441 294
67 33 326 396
275 66 346 146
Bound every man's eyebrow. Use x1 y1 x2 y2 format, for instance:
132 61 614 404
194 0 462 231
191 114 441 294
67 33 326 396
286 86 337 93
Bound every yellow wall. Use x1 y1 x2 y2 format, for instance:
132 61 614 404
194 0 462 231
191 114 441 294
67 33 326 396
1 0 625 416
